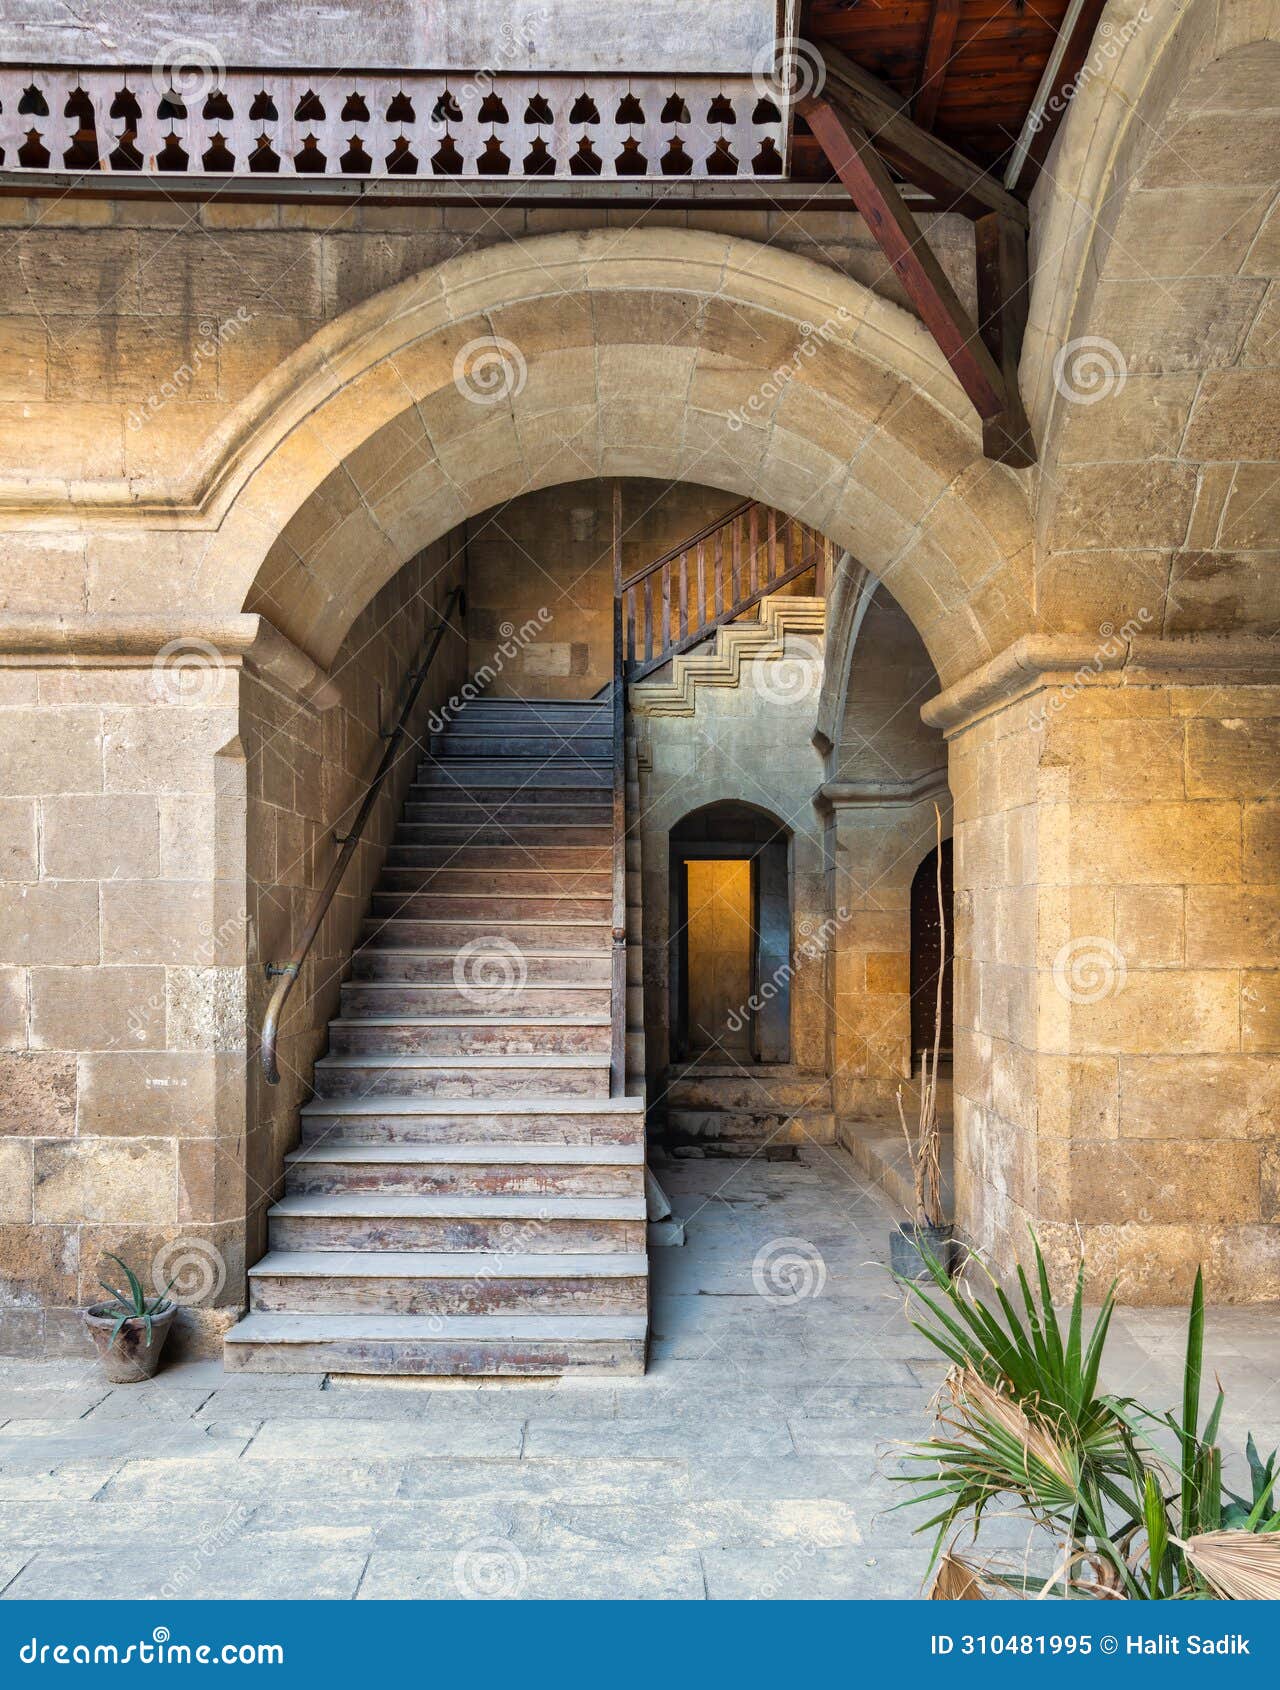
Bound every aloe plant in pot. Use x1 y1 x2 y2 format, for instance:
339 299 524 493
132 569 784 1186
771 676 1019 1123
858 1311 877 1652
84 1254 177 1383
892 803 954 1280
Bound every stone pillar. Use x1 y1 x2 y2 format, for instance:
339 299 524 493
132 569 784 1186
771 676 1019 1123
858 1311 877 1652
927 636 1280 1303
0 548 464 1354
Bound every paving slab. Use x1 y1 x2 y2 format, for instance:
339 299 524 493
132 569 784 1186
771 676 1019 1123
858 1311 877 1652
0 1146 1276 1600
357 1548 705 1600
4 1547 368 1601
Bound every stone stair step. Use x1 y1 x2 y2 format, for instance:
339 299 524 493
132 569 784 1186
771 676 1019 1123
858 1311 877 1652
417 763 610 788
665 1106 837 1147
247 1250 648 1316
401 802 611 827
299 1094 645 1146
429 733 612 758
376 867 612 896
327 1014 612 1057
370 892 610 921
283 1141 643 1197
406 784 611 807
385 844 610 870
360 918 613 951
350 948 611 984
392 823 612 846
267 1191 646 1254
664 1069 833 1111
311 1051 611 1100
340 981 612 1017
225 1311 646 1374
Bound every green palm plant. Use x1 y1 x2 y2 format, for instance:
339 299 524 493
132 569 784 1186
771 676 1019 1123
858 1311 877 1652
895 1237 1280 1600
97 1253 175 1348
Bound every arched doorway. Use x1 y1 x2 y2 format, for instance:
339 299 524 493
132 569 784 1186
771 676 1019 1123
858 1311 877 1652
909 838 953 1066
668 801 791 1065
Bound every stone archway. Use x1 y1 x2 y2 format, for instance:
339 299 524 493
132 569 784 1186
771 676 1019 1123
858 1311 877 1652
178 228 1036 687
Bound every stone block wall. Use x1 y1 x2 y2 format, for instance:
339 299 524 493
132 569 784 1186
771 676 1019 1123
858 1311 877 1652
464 480 748 698
944 667 1280 1303
0 538 464 1355
0 196 976 520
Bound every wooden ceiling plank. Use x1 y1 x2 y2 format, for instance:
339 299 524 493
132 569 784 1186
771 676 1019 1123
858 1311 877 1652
798 94 1009 425
811 39 1028 223
914 0 963 130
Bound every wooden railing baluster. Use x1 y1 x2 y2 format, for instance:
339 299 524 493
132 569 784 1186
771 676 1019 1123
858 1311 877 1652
618 499 830 682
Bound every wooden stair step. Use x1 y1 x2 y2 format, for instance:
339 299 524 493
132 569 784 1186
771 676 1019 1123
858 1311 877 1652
285 1142 644 1166
224 1311 647 1376
246 1250 648 1317
327 1015 611 1057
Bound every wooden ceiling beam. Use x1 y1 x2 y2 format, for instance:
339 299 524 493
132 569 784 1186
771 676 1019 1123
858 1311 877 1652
1004 0 1110 191
914 0 963 131
799 94 1035 465
974 211 1035 467
810 38 1028 224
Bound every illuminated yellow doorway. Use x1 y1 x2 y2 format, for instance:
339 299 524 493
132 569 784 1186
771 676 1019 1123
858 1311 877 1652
685 859 754 1057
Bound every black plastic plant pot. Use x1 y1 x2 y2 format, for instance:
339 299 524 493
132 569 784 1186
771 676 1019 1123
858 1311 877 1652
890 1221 957 1282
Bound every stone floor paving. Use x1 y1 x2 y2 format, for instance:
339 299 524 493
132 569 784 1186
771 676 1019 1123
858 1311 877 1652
1 1144 1278 1600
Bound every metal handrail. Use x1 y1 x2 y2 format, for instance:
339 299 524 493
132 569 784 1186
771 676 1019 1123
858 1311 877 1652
260 582 465 1085
610 483 627 1098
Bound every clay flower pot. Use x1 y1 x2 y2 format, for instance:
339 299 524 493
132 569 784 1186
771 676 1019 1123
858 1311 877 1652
84 1302 176 1383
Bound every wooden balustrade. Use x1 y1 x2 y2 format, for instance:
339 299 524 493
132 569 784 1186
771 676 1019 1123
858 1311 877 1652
619 499 835 680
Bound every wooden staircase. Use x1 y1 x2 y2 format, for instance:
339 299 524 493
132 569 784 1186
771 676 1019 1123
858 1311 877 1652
226 697 648 1376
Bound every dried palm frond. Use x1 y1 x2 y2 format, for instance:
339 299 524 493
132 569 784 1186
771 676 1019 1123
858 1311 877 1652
948 1367 1079 1495
931 1552 985 1599
1174 1530 1280 1600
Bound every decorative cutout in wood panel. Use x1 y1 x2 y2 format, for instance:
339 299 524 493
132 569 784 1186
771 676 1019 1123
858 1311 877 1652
0 69 786 180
